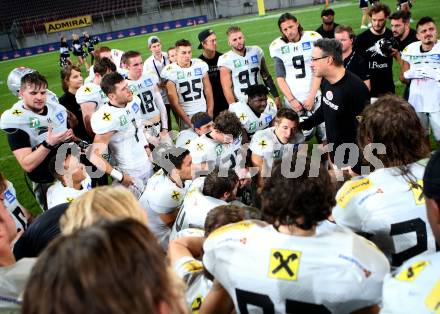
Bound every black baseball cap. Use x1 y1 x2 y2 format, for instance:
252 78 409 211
198 29 215 49
321 8 335 16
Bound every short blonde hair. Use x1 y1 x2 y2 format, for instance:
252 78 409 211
60 186 147 234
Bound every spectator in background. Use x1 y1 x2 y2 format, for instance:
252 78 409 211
197 29 229 118
82 32 97 65
22 219 187 314
167 46 177 63
71 33 89 71
355 3 395 98
144 36 173 129
59 36 71 68
335 25 371 89
316 9 339 39
360 0 379 29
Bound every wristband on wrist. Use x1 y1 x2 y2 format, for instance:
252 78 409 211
110 169 124 182
41 140 55 150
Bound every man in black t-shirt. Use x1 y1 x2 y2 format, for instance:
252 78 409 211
355 3 395 98
197 29 229 118
301 39 370 175
390 10 418 99
315 9 339 39
335 25 371 90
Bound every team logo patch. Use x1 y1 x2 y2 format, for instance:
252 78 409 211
102 112 112 121
66 197 75 203
171 190 181 201
410 180 425 205
273 150 281 159
215 144 223 156
196 143 204 151
326 90 333 101
249 121 257 132
4 190 16 203
99 90 107 99
183 260 203 273
132 102 140 113
144 79 153 87
268 249 301 281
251 55 258 64
265 115 273 124
55 112 65 124
302 42 312 50
84 87 92 93
281 46 290 54
191 294 203 313
119 115 128 126
431 54 440 61
395 260 429 282
177 71 185 79
29 117 40 128
233 60 242 68
194 67 202 76
258 139 267 148
425 279 440 313
239 113 247 121
12 109 23 116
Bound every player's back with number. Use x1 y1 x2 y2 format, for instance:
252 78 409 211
203 220 389 314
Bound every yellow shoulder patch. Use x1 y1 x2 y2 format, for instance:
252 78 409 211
336 177 371 208
102 112 112 121
12 109 23 116
425 279 440 313
171 190 181 201
84 87 92 93
409 180 425 205
183 260 203 273
395 260 429 282
208 220 255 239
268 249 301 281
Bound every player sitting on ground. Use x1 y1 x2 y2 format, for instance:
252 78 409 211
175 112 213 149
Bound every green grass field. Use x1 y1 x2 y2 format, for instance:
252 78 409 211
1 0 439 215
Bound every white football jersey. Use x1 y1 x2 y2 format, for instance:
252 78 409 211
333 160 436 268
144 53 170 104
91 96 152 180
161 59 209 115
229 98 277 135
175 128 198 149
127 70 162 120
218 46 265 102
1 94 68 148
76 82 108 110
381 253 440 314
46 176 92 209
170 177 227 240
270 31 322 103
401 41 440 112
188 133 242 168
140 169 188 249
250 126 305 160
174 255 213 313
2 181 29 232
203 220 390 314
85 67 128 84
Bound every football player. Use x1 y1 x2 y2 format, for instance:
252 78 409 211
381 148 440 314
168 205 245 313
175 112 213 149
188 111 242 172
123 50 169 146
89 72 152 186
270 13 326 142
46 151 92 209
229 84 277 137
1 70 73 210
250 108 304 190
0 172 32 234
162 39 213 129
85 46 128 84
170 168 239 239
76 57 116 138
140 147 192 250
219 26 280 107
333 95 436 268
201 155 390 314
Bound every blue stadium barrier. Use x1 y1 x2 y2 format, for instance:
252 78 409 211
1 15 208 61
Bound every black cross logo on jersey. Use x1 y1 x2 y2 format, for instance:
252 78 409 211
171 191 180 201
259 140 267 148
12 109 22 116
103 113 111 121
191 297 202 312
271 251 298 277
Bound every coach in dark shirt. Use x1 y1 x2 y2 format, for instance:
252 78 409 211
197 29 228 118
301 39 370 174
316 9 339 39
335 25 370 90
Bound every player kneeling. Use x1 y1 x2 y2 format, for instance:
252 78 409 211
201 154 390 314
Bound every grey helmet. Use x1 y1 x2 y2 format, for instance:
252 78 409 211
7 67 35 96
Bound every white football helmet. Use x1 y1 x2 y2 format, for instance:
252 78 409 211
7 67 35 96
